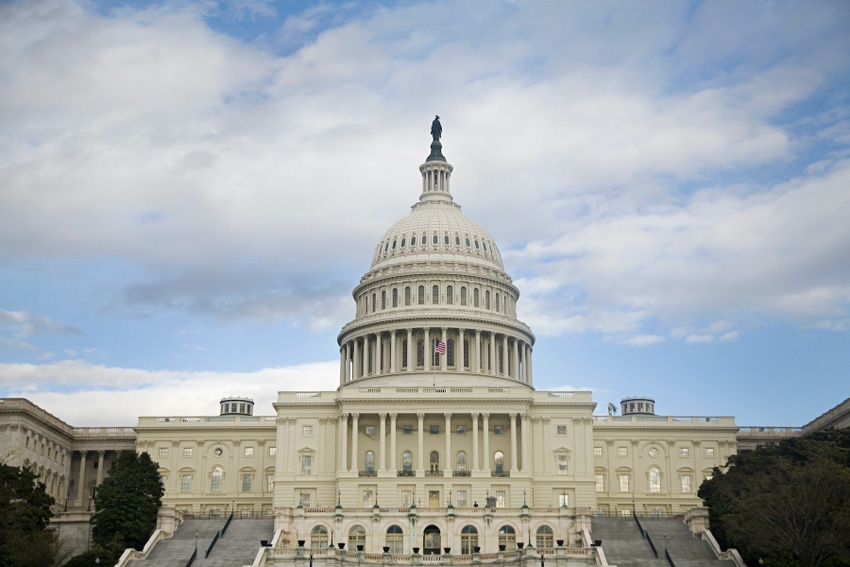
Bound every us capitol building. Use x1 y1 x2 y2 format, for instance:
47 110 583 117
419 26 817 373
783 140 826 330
1 119 847 563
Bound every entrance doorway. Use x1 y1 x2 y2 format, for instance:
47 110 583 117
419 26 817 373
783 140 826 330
423 525 441 555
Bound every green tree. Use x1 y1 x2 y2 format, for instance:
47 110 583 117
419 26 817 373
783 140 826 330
91 451 164 551
0 463 57 567
699 428 850 567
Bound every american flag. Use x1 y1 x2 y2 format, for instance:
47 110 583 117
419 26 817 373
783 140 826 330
434 340 447 355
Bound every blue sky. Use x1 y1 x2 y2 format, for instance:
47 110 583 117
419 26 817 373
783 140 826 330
1 0 848 426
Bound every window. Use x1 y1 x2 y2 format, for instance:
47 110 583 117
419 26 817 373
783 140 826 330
619 474 630 492
181 474 192 492
681 474 692 493
402 451 412 472
365 425 375 435
214 447 223 457
300 492 311 507
387 525 404 554
159 447 168 457
381 290 386 309
649 467 661 493
403 425 412 435
416 339 424 367
536 526 554 548
557 454 568 475
457 489 468 507
447 285 453 304
556 425 567 435
363 489 374 507
494 451 504 473
393 288 398 307
461 287 467 305
494 425 503 435
245 446 254 456
618 447 627 457
211 467 223 492
594 447 603 456
432 285 439 304
447 338 455 366
461 525 478 554
242 473 252 492
485 290 490 309
183 447 193 457
430 425 439 434
311 526 328 549
365 451 375 473
456 425 467 435
704 447 715 457
405 286 411 306
348 526 366 551
418 286 425 305
269 447 277 456
456 451 467 472
267 473 274 492
558 493 569 507
301 455 312 475
430 451 440 473
495 489 506 508
595 474 605 492
498 525 516 550
473 288 479 307
679 447 690 457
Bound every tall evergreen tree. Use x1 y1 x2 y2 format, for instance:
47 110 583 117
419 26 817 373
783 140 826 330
92 451 164 551
0 464 56 567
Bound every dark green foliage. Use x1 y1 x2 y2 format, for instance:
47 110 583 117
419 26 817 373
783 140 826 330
0 464 56 567
62 539 124 567
699 428 850 567
91 451 164 551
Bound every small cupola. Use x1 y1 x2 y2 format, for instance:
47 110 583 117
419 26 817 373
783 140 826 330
220 397 254 416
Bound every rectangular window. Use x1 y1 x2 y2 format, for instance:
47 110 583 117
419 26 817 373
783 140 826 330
557 455 568 475
302 425 313 436
159 447 168 457
456 425 467 435
403 425 412 435
494 425 503 435
429 425 439 435
300 492 311 507
457 490 468 507
619 474 630 492
267 474 274 492
556 425 567 435
269 447 277 456
181 474 192 492
365 425 375 435
618 447 627 457
704 447 715 457
595 474 605 492
363 489 374 507
558 494 569 507
245 447 254 457
242 473 252 492
301 455 312 475
681 475 692 493
679 447 690 457
594 447 603 456
401 489 412 507
495 490 506 508
183 447 193 457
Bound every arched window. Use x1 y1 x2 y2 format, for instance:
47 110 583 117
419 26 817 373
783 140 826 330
447 338 455 367
423 525 441 555
386 525 404 554
430 451 440 474
211 466 223 492
416 339 424 367
432 285 439 304
312 525 329 548
495 293 500 312
447 285 453 304
348 526 365 550
460 286 467 305
494 451 504 474
498 525 516 550
402 339 408 369
365 451 375 473
463 340 470 369
456 451 467 473
485 290 490 309
405 287 411 306
473 288 479 307
381 290 386 310
392 288 398 308
461 525 478 554
418 286 425 305
402 451 413 473
536 525 554 548
649 467 661 493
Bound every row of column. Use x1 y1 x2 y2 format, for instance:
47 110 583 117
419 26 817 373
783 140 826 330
339 327 532 385
74 450 108 503
338 412 530 474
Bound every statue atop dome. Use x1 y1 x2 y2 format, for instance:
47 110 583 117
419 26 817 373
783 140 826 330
430 115 442 141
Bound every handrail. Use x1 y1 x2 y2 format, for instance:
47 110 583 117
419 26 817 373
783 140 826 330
186 547 197 567
222 511 234 535
205 530 220 558
633 514 658 558
665 547 675 567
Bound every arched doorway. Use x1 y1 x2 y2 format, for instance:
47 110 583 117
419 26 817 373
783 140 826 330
423 525 441 555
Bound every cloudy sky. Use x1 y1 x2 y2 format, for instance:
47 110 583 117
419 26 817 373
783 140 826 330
1 0 848 427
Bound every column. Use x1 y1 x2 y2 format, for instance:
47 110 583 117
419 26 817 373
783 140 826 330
471 413 480 471
527 345 533 385
502 336 509 376
351 414 360 472
339 414 348 472
379 413 387 471
376 333 383 375
444 413 452 476
406 329 413 371
363 336 370 376
339 346 346 385
76 451 87 503
96 450 105 486
424 328 430 371
390 330 397 373
482 414 490 472
512 338 519 379
353 339 362 380
489 333 496 375
390 413 398 471
440 328 447 371
458 329 465 372
510 413 518 472
417 413 425 472
521 414 530 473
474 330 482 373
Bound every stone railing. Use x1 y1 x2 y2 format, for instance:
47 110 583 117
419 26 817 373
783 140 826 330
138 416 276 426
72 426 136 438
737 426 803 437
593 415 736 426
